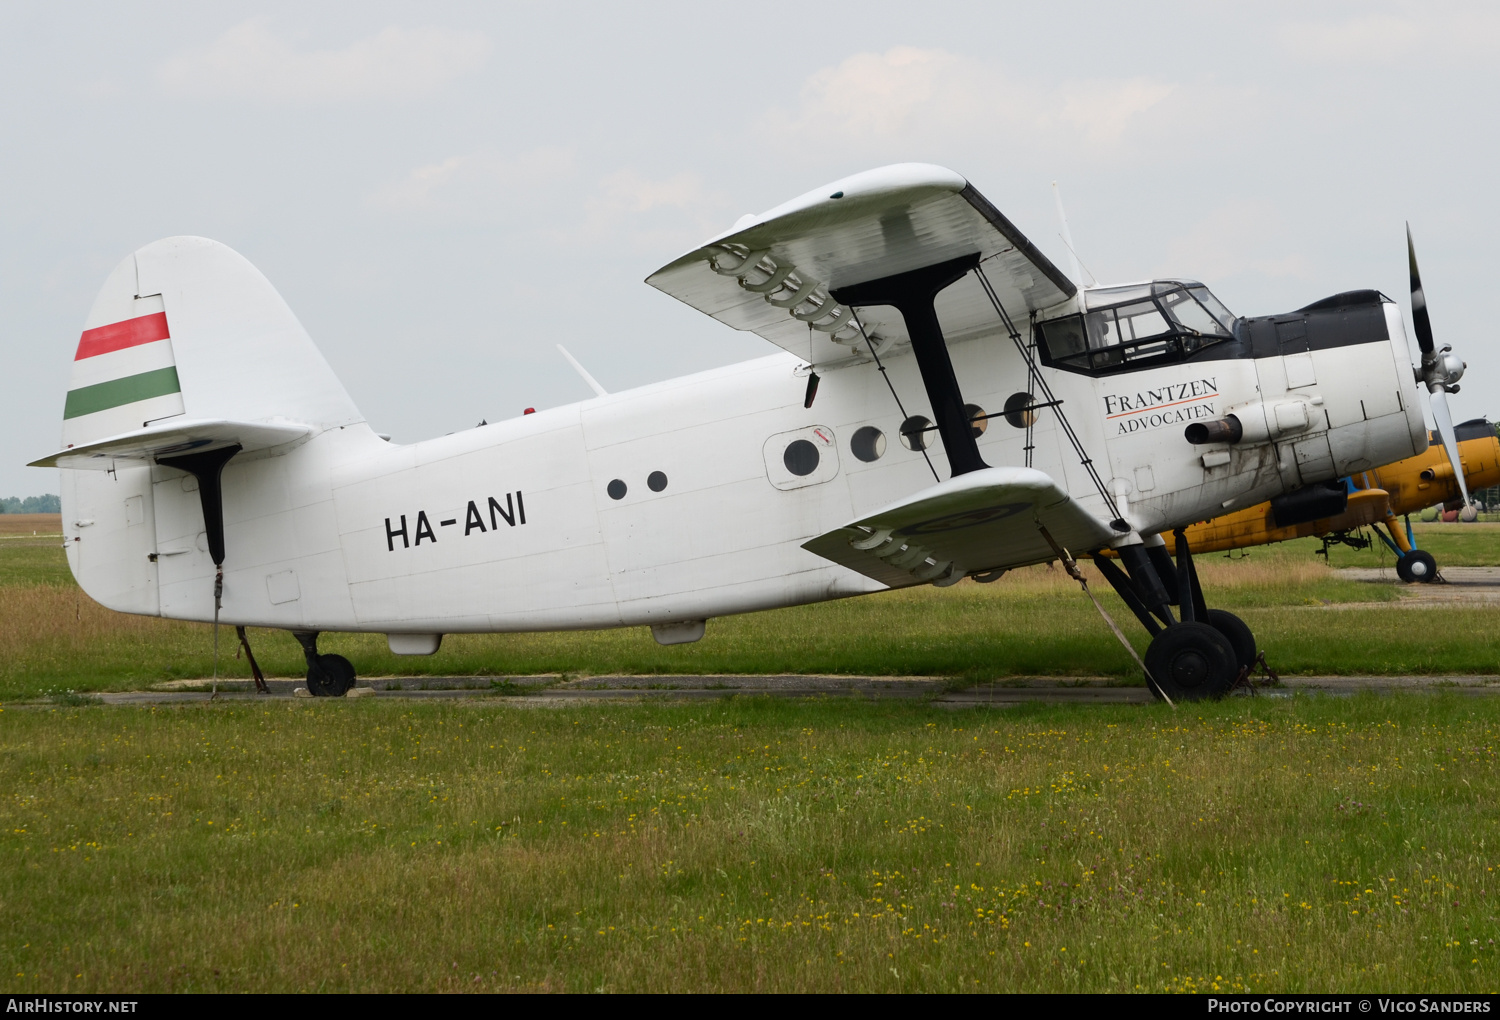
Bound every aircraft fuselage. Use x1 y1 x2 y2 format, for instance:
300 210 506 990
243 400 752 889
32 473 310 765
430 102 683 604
62 287 1426 646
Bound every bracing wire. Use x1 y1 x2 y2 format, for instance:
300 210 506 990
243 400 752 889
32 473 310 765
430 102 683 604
850 310 941 484
974 263 1125 526
1025 315 1038 469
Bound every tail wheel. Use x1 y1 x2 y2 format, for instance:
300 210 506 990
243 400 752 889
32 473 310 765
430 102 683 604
1205 608 1256 671
306 653 356 697
1144 622 1238 702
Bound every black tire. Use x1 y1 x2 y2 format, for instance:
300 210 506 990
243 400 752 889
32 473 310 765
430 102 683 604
1405 549 1438 584
1144 622 1238 702
1395 554 1414 583
1205 608 1256 671
306 653 356 697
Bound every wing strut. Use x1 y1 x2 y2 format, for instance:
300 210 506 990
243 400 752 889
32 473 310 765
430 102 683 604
833 254 986 477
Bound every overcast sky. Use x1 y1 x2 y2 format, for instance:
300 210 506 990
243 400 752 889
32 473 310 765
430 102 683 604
3 1 1497 497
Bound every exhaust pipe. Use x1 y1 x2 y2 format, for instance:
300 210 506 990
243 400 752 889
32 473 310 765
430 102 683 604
1184 400 1313 446
1184 415 1243 445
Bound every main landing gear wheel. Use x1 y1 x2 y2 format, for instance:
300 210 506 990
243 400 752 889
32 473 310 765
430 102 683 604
1395 549 1438 584
306 654 355 697
1144 622 1238 702
1205 608 1256 671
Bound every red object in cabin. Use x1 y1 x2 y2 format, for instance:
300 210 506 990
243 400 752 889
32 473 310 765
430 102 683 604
523 408 535 415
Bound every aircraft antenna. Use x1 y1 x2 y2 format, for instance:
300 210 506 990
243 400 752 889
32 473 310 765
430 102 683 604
1051 182 1096 287
557 345 609 398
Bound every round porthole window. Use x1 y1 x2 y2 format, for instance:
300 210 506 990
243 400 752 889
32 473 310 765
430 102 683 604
965 403 989 438
1004 392 1038 429
850 425 886 463
899 415 932 451
607 479 627 500
783 439 820 476
647 471 668 492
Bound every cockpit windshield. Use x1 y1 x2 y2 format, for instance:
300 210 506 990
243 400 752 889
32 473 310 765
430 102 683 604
1036 280 1237 375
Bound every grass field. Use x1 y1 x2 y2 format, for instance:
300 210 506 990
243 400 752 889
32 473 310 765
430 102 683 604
2 695 1496 993
0 537 1438 703
2 519 1499 992
9 519 1500 702
1283 521 1500 570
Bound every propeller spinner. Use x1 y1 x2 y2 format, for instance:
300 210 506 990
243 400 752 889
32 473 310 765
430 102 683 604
1408 223 1471 507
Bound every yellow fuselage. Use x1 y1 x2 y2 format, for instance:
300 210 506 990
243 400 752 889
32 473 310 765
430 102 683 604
1184 430 1500 553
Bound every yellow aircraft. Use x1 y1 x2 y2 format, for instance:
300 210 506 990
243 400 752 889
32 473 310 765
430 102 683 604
1183 418 1500 582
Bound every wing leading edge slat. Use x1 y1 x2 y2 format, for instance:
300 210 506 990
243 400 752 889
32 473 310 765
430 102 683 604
646 164 1076 368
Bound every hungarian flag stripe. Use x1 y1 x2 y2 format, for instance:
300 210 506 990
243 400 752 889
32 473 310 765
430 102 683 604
63 367 182 419
74 312 170 361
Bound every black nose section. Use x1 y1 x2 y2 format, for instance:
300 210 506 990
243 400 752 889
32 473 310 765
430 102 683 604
1241 289 1393 358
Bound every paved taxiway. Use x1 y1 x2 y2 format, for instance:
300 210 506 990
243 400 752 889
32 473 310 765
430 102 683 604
21 566 1498 708
77 672 1500 707
1337 565 1500 605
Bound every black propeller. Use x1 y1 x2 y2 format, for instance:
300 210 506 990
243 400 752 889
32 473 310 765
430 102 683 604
1407 223 1471 507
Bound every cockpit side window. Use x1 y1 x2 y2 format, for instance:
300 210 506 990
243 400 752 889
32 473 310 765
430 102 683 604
1095 300 1171 346
1035 280 1237 376
1188 286 1236 333
1161 288 1222 336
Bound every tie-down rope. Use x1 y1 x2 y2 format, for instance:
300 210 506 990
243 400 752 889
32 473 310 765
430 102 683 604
1037 525 1174 708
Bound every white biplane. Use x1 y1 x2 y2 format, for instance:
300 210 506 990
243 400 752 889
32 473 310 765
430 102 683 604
32 164 1469 700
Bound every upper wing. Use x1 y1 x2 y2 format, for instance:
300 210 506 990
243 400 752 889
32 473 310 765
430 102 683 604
29 418 311 470
646 164 1077 368
802 466 1115 588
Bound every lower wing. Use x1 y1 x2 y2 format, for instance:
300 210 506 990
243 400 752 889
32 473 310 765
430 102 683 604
803 466 1115 587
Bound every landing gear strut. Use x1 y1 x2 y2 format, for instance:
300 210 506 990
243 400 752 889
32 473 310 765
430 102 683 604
293 632 357 697
1093 529 1257 702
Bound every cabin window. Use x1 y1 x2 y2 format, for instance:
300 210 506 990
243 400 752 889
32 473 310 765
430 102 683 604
1004 392 1038 428
783 440 820 476
1036 280 1236 376
850 426 886 462
899 416 933 451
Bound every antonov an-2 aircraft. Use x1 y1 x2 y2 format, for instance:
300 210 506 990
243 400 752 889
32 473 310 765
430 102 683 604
33 164 1469 701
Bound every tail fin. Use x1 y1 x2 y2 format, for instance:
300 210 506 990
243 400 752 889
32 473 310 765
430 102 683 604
58 236 361 451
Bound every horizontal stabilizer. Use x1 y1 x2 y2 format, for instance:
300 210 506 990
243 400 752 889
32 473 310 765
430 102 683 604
29 418 311 470
802 466 1114 588
647 164 1076 368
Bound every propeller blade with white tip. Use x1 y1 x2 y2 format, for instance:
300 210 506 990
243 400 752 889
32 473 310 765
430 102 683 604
1408 223 1472 507
1428 387 1471 508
